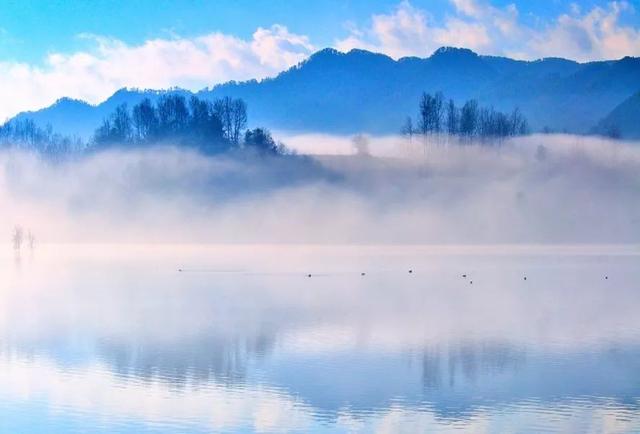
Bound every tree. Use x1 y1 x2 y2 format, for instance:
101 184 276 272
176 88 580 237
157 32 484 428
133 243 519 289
509 107 528 136
231 99 248 146
12 226 23 251
446 99 459 135
132 98 159 142
111 104 133 142
94 103 132 146
401 116 415 141
188 96 226 152
604 124 621 139
157 94 189 137
433 92 444 133
214 96 247 146
418 92 444 135
244 128 278 154
460 100 479 137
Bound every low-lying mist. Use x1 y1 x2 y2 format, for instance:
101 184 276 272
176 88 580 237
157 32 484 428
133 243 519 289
1 134 639 244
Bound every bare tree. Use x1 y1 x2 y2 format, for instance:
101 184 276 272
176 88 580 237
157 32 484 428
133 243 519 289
132 98 159 142
214 97 233 143
418 92 444 135
231 99 247 146
214 97 247 146
446 99 459 135
401 116 415 142
460 100 479 137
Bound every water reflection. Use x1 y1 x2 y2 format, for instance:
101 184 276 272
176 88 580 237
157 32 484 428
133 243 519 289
0 244 639 433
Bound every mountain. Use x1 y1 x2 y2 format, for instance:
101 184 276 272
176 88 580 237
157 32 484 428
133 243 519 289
592 92 640 139
12 88 192 139
9 47 640 138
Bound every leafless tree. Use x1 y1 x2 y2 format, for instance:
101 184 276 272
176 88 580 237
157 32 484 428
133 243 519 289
214 97 247 146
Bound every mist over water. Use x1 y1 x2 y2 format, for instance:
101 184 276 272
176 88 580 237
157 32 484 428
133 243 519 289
1 244 640 433
1 134 638 244
2 134 640 433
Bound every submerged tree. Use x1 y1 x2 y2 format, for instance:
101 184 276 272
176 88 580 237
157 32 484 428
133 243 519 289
12 226 23 251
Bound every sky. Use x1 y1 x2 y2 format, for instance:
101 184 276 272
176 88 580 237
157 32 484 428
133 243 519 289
0 0 639 120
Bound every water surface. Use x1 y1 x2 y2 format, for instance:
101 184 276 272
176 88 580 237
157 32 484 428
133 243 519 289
1 244 639 433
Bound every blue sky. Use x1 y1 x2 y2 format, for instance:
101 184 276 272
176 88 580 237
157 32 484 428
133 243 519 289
0 0 639 119
0 0 630 63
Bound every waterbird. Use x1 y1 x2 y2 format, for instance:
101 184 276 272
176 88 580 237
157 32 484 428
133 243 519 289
361 272 366 276
524 276 527 281
605 276 609 280
470 280 473 284
462 274 467 278
307 274 312 278
408 269 413 274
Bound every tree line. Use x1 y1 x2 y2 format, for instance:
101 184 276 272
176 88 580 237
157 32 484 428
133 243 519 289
0 95 283 157
0 118 83 157
94 95 282 154
403 92 529 141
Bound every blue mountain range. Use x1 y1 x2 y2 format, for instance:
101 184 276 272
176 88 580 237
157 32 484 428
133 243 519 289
11 47 640 139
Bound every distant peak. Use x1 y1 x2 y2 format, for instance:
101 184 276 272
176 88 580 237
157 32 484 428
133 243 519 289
53 97 90 107
309 47 342 59
54 96 83 103
431 46 478 58
346 48 385 56
307 47 392 61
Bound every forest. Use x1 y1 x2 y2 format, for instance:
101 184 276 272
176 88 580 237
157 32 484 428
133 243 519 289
403 92 529 140
0 95 283 157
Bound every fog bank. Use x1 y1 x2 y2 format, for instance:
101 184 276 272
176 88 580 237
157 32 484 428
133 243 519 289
1 134 639 244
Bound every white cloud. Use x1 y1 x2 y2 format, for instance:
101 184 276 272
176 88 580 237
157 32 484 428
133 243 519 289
527 1 640 61
0 25 314 121
335 1 436 58
334 0 519 58
334 0 640 62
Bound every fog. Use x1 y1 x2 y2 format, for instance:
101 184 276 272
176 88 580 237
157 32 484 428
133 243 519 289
1 134 639 244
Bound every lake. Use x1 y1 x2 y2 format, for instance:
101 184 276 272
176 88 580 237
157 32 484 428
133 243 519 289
1 244 639 433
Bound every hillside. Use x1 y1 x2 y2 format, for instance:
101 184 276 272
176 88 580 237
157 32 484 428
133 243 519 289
592 92 640 139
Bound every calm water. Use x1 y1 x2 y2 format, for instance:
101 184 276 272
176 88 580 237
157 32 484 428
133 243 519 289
1 244 639 433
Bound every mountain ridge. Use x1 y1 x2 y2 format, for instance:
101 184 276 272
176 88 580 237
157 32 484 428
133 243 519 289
10 47 640 139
